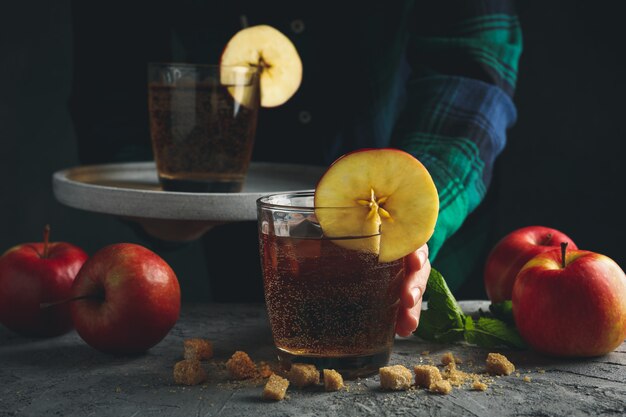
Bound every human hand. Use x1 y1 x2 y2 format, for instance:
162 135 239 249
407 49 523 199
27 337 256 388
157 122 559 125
395 244 430 337
123 217 222 242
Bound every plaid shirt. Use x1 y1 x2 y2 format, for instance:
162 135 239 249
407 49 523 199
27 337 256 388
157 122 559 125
393 1 522 261
71 0 522 296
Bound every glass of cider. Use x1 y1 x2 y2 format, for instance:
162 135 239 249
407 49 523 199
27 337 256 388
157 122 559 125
257 191 405 378
148 63 260 192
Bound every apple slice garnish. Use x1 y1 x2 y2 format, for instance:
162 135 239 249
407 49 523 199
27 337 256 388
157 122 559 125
220 25 303 108
314 149 439 263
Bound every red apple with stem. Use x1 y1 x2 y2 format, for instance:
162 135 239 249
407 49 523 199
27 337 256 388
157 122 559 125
484 226 577 303
70 243 180 355
513 242 626 357
0 225 88 337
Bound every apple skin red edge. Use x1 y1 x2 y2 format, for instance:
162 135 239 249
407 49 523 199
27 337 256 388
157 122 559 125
484 226 577 303
0 241 88 337
70 243 181 355
513 248 626 357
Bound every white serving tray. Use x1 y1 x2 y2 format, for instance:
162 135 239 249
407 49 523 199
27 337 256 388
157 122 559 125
53 161 325 221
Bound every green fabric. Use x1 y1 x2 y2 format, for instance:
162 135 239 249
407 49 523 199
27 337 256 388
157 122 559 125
391 2 523 264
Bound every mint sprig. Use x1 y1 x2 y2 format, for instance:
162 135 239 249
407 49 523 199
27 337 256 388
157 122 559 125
488 300 515 325
414 269 465 343
415 269 526 349
464 316 526 348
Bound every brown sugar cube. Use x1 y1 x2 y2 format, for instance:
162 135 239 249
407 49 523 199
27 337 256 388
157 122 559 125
472 379 488 391
441 352 455 366
183 338 213 361
173 359 207 386
414 365 442 388
262 374 289 401
226 351 257 380
441 362 470 386
258 361 273 378
429 379 452 395
486 353 515 376
379 365 412 391
323 369 344 392
288 363 320 388
441 351 463 365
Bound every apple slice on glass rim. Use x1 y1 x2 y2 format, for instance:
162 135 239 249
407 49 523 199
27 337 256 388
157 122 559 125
220 24 303 108
314 148 439 263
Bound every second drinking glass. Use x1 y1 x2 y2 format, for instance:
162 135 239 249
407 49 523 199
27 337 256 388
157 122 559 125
148 63 260 192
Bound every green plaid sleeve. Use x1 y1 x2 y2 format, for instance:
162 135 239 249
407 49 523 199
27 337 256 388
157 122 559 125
392 0 522 260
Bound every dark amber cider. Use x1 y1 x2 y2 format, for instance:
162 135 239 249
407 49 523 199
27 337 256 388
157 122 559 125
260 233 404 376
148 83 258 192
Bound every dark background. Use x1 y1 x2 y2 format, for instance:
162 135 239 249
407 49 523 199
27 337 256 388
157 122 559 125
0 2 624 300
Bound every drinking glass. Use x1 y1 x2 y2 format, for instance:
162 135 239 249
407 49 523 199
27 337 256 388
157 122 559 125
257 192 405 378
148 63 260 192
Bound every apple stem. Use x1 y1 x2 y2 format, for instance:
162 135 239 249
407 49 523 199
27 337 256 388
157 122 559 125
560 242 568 269
43 224 51 258
40 294 101 309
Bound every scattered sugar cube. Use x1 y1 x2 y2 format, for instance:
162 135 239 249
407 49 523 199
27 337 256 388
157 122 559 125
288 363 320 388
258 361 273 378
226 351 257 380
263 374 289 401
441 352 454 365
323 369 344 392
183 338 213 361
413 365 442 388
486 353 515 376
379 365 412 391
429 379 453 395
441 362 470 386
441 351 463 365
472 379 488 391
173 359 207 386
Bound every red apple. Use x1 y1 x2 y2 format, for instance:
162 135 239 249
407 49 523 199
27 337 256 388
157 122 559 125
513 243 626 357
484 226 577 303
0 226 88 337
70 243 180 355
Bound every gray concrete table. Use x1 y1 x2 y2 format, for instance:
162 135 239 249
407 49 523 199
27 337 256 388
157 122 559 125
1 303 625 417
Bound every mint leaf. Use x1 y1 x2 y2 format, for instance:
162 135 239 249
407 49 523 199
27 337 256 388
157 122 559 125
415 268 465 342
422 268 464 328
464 316 526 349
415 269 527 349
417 309 464 343
489 301 515 325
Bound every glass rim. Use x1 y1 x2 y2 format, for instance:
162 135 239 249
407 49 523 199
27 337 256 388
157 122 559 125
257 191 368 212
256 191 313 211
148 62 260 72
257 191 382 240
